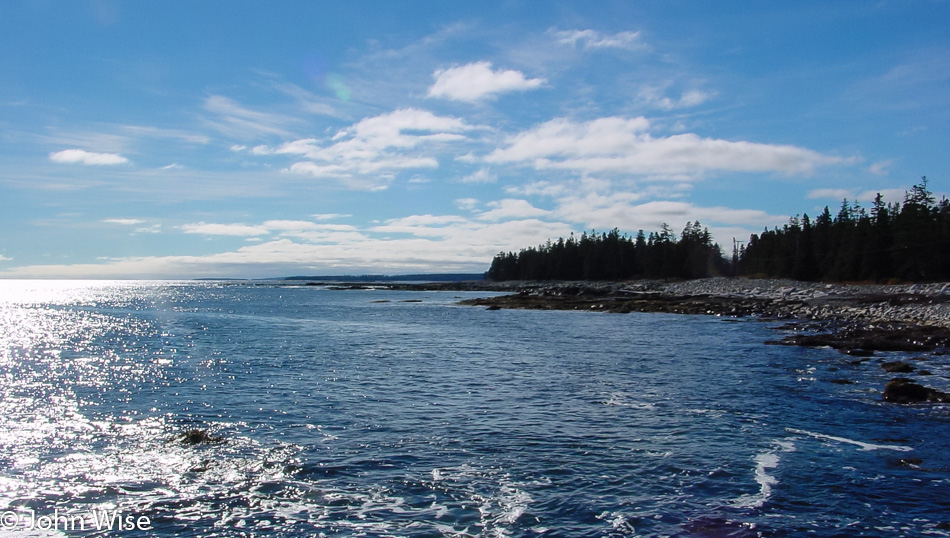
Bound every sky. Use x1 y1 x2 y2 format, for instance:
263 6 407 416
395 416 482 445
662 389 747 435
1 0 948 279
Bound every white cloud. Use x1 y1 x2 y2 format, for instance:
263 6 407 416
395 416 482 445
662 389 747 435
455 198 479 210
553 29 647 51
486 116 852 178
459 168 497 184
275 108 473 190
103 218 145 226
134 224 162 234
638 86 716 110
49 149 128 166
260 220 321 232
477 199 549 221
504 180 569 198
0 217 576 279
0 255 11 262
427 61 545 102
179 222 269 236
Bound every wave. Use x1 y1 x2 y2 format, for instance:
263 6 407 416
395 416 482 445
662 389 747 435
786 428 913 452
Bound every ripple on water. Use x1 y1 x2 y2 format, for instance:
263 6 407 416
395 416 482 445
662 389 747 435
0 282 949 536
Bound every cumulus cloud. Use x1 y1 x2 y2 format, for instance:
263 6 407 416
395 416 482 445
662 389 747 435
427 61 546 102
49 149 128 166
455 198 479 210
485 116 852 178
0 255 11 262
553 29 647 51
459 168 497 184
477 199 549 221
271 108 473 190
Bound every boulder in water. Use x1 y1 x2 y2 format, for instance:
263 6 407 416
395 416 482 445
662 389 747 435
881 361 915 373
173 429 224 446
882 378 950 404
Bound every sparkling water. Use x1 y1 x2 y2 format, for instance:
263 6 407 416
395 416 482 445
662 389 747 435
1 280 948 536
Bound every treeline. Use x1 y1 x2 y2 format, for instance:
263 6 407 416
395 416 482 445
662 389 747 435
487 177 949 283
738 177 950 282
487 222 727 281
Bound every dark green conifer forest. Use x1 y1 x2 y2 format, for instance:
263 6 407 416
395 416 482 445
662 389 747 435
487 178 950 283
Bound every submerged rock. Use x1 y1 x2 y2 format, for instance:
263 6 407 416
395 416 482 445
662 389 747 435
830 379 855 385
773 323 950 352
881 361 915 373
882 378 950 404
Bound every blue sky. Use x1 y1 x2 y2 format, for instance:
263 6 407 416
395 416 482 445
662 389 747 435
1 1 948 278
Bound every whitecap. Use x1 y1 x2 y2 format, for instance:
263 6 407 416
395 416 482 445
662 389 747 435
732 452 781 509
786 428 913 452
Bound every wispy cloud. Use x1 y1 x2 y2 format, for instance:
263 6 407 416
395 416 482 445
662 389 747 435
869 159 895 176
638 86 716 110
103 218 145 226
0 255 11 262
203 95 299 139
485 116 852 178
118 125 212 145
311 213 352 220
553 29 648 51
49 149 129 166
427 61 546 102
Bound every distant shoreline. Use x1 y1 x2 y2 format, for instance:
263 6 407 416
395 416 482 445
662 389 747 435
434 277 950 327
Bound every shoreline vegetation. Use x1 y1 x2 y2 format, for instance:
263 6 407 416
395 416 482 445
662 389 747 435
486 177 950 283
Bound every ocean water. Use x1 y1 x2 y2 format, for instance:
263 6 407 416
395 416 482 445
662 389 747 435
1 280 949 537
